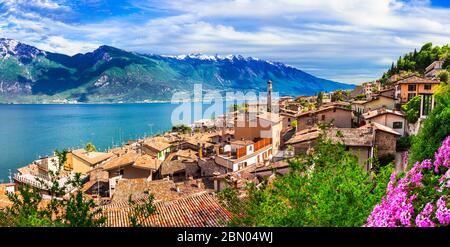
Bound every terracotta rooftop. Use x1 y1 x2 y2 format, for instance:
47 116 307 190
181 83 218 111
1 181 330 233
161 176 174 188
327 128 374 147
143 141 171 152
134 154 163 171
111 178 209 203
363 108 405 120
101 192 231 227
285 127 375 147
296 105 351 118
359 122 401 136
173 149 198 161
102 152 139 171
285 128 320 145
160 160 187 176
395 75 440 84
72 149 114 165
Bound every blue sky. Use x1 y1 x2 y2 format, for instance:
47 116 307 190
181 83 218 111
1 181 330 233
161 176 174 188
1 0 450 84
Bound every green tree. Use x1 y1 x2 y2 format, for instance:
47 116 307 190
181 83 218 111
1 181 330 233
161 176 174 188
219 135 391 227
437 70 449 83
128 193 156 227
316 91 323 108
0 149 106 227
290 119 298 129
171 124 192 134
331 90 345 102
85 142 97 152
402 95 421 123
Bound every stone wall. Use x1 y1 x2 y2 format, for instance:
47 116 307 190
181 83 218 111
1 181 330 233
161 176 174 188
375 130 397 157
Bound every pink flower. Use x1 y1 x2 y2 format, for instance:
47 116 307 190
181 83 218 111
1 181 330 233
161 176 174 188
415 203 435 227
366 136 450 228
436 196 450 225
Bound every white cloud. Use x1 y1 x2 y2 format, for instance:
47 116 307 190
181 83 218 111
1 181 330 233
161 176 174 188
0 0 450 82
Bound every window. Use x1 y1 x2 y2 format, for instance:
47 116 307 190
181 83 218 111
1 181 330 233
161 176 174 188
119 169 124 176
408 84 416 91
288 118 291 122
424 84 432 90
321 115 325 121
422 94 433 116
407 93 416 101
393 122 403 129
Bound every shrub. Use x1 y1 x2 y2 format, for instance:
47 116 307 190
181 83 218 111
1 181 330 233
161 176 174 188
219 136 392 227
397 136 412 152
402 96 421 123
366 136 450 227
410 83 450 163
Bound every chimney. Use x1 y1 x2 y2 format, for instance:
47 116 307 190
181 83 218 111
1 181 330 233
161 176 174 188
267 80 272 112
198 143 203 159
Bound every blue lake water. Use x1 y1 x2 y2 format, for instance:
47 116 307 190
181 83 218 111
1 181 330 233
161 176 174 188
0 103 233 181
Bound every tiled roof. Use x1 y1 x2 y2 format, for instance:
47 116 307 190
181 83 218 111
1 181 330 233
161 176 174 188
362 95 396 103
72 149 114 165
101 192 232 227
102 152 139 171
111 178 208 203
327 128 374 147
395 75 440 84
134 154 162 171
296 105 351 118
363 108 405 120
160 160 186 176
174 149 198 161
143 141 171 152
285 128 321 144
359 122 401 136
286 127 375 147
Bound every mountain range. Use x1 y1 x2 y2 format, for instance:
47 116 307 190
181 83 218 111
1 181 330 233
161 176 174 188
0 38 354 103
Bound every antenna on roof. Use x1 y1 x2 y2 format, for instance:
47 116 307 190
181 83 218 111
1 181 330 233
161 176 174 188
8 169 12 183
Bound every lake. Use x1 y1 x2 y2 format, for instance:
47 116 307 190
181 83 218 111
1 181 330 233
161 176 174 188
0 103 233 181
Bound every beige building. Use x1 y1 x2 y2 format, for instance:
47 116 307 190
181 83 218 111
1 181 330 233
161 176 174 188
234 112 282 155
214 138 273 172
65 149 114 174
363 108 406 136
296 106 353 131
352 95 396 115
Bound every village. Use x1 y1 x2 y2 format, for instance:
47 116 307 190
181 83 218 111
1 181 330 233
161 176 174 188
0 59 445 227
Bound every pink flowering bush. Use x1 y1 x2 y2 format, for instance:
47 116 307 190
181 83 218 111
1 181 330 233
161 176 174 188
366 136 450 227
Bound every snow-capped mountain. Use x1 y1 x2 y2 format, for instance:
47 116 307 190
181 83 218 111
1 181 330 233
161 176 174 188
0 38 46 60
0 38 353 103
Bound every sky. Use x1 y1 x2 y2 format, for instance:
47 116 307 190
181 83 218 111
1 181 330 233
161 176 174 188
1 0 450 84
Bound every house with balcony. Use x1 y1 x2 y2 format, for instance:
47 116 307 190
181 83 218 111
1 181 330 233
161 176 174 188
234 112 282 155
214 138 273 172
425 60 444 78
393 75 440 117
